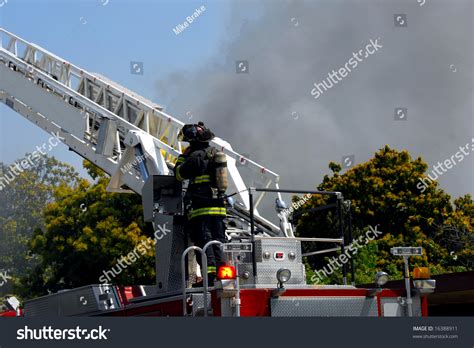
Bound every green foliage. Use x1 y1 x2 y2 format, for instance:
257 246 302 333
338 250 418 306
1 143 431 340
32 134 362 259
318 239 382 285
295 146 473 284
0 156 79 296
19 160 155 299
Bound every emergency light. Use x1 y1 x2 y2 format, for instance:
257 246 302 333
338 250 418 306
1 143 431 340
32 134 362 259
218 265 236 280
413 267 430 279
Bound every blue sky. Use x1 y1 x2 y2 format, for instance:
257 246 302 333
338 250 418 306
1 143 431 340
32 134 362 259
0 0 235 177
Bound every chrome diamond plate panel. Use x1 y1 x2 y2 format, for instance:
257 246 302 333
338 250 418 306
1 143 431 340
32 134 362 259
190 293 212 316
270 296 378 317
24 285 121 317
236 238 306 286
168 223 186 291
255 238 302 263
238 262 306 286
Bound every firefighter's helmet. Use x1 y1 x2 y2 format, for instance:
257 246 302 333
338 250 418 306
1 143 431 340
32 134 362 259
178 122 215 143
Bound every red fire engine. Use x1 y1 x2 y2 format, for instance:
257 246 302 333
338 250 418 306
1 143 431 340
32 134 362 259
0 28 435 317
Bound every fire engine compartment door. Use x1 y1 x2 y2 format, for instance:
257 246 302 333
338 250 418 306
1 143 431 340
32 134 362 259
380 296 422 317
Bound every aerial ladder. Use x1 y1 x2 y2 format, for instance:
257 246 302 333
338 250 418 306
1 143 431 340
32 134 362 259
0 28 430 317
0 28 290 235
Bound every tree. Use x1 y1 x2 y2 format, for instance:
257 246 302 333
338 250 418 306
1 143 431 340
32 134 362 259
295 146 473 284
0 155 79 296
20 161 155 299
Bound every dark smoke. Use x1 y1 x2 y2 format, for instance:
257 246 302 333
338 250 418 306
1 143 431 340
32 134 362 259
156 0 473 205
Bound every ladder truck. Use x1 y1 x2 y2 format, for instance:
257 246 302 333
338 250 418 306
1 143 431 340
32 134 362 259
0 28 433 317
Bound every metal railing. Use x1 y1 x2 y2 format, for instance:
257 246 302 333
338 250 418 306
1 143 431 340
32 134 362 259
201 240 224 317
247 188 355 285
181 246 202 316
181 241 225 317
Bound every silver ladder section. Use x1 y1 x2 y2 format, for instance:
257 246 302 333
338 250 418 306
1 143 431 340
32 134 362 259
0 28 291 235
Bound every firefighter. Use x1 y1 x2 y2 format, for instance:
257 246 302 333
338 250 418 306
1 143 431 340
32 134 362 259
175 122 227 285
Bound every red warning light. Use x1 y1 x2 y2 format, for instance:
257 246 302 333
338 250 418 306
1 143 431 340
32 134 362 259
217 266 236 280
275 252 285 259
